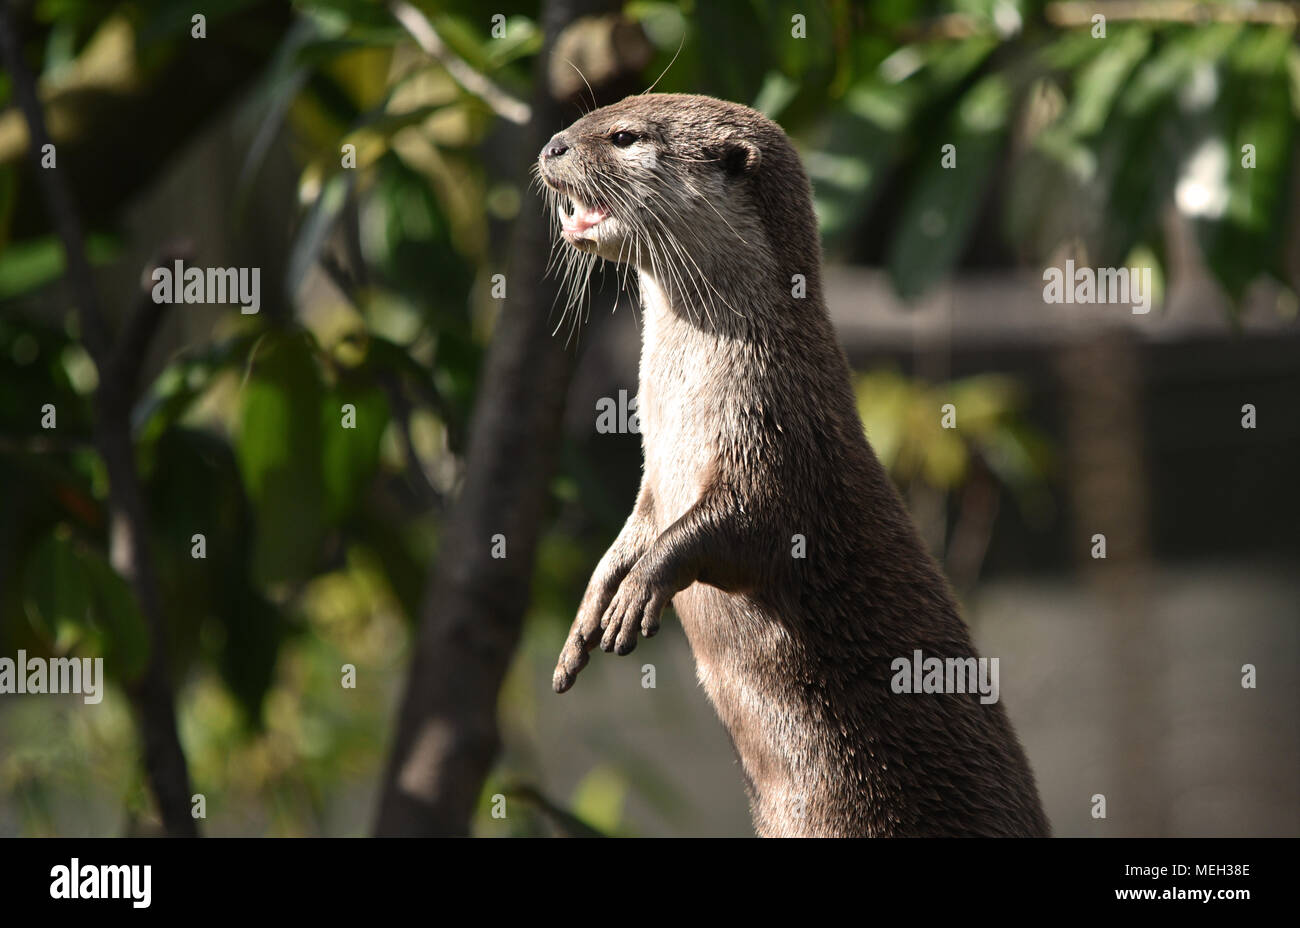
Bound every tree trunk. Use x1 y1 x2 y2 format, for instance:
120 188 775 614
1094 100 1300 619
0 8 198 837
374 0 647 836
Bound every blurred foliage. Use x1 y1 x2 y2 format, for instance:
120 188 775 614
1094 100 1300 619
1 0 1296 835
855 367 1054 572
856 368 1051 496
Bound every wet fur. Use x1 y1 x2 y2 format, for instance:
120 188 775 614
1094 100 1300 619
539 93 1049 837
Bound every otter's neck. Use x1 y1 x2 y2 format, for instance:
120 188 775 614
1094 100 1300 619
632 234 811 338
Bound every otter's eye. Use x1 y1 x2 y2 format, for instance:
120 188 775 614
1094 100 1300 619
609 131 638 148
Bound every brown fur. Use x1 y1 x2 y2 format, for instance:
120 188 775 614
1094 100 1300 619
538 93 1050 837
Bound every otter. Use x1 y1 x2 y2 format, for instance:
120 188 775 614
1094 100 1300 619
537 93 1049 837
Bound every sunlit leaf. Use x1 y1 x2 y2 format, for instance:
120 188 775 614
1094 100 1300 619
1196 27 1296 301
569 765 628 836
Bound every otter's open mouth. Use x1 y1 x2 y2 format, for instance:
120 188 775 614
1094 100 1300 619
560 196 610 240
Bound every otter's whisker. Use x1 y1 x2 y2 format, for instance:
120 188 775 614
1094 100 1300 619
564 58 597 116
641 33 685 96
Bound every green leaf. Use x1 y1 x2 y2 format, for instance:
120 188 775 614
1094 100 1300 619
0 234 120 301
484 16 542 69
811 78 912 250
1058 27 1151 138
1118 24 1241 117
1095 24 1242 266
23 527 150 681
23 529 94 650
812 32 996 250
695 0 771 102
321 379 388 523
81 552 150 682
237 331 327 586
217 588 286 726
1196 27 1297 301
886 73 1013 299
364 157 475 314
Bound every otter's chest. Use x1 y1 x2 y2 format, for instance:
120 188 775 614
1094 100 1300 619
635 278 740 528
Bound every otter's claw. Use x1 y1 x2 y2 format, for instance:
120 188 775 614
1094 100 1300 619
553 606 605 693
598 570 669 656
553 555 667 692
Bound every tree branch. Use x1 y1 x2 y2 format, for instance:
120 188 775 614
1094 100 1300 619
389 0 532 126
104 242 192 399
0 6 198 837
1046 1 1298 27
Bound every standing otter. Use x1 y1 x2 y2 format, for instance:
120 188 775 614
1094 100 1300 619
538 93 1049 837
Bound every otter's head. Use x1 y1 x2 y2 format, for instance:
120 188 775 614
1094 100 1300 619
536 93 817 293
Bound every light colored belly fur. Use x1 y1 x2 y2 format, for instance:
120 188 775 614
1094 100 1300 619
635 275 820 833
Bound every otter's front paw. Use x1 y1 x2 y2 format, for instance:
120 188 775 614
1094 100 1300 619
553 600 609 694
599 567 670 656
554 557 633 693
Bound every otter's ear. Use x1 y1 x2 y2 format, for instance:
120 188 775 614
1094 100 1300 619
719 139 761 177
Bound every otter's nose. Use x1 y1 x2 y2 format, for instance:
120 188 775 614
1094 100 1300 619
541 133 569 160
